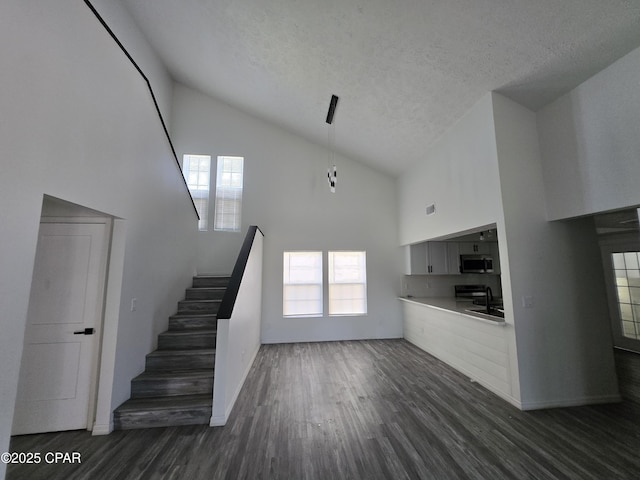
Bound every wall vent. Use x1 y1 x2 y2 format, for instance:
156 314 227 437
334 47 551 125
426 203 436 216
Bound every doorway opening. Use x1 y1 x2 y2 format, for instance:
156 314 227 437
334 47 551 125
12 196 122 435
597 207 640 354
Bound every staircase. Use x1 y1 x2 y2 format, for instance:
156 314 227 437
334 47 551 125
113 275 230 430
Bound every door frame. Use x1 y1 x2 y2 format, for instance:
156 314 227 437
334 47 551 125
600 232 640 353
26 216 113 432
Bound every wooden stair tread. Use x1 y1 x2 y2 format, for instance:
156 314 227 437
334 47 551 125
159 329 217 337
134 369 213 380
114 394 212 412
147 348 215 357
187 286 226 290
178 300 222 305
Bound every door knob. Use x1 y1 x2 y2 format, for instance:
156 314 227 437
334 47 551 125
73 328 95 335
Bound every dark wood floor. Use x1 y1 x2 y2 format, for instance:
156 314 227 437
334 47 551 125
7 340 640 479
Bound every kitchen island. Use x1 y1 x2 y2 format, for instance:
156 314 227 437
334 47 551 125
399 296 517 406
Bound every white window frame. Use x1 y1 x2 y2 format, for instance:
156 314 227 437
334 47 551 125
214 156 244 232
283 251 323 317
328 251 368 316
182 154 211 231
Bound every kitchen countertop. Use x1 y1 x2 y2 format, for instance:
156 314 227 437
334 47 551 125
398 296 506 325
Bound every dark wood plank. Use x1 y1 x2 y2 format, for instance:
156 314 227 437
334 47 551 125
8 340 640 479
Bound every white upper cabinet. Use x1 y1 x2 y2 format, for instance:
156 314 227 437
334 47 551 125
404 243 428 275
458 242 493 255
427 242 448 274
405 242 454 275
447 242 461 275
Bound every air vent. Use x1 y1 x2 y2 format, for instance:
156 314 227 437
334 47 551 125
426 204 436 216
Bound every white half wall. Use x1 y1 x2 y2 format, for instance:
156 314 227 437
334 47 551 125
402 301 516 406
171 84 403 344
0 1 198 470
537 45 640 220
211 231 263 425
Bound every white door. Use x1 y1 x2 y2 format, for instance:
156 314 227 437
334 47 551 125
12 222 108 435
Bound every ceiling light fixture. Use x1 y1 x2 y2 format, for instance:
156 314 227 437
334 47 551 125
326 94 339 193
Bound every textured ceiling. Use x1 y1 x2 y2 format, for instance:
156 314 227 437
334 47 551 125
120 0 640 176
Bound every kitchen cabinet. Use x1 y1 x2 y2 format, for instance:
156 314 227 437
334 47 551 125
458 242 493 255
426 242 448 274
447 242 461 274
405 242 452 275
404 243 428 275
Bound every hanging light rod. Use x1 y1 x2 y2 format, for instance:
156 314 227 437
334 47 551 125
326 94 339 125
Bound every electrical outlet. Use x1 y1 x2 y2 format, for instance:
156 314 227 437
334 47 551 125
522 296 533 308
131 298 137 312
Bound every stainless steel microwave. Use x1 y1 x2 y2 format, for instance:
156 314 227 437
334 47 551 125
460 254 494 274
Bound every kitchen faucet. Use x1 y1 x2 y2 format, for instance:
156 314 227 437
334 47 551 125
485 286 493 314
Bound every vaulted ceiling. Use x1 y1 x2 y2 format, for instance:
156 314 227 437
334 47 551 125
121 0 640 176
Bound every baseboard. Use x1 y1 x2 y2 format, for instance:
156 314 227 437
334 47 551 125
468 375 522 410
92 421 113 435
520 393 622 410
209 414 226 427
209 343 260 427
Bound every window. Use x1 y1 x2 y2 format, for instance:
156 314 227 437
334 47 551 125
612 252 640 339
283 252 323 317
214 156 244 232
182 154 211 231
328 251 367 316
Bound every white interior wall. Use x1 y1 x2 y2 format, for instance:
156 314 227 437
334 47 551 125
0 1 198 467
492 93 619 408
396 94 520 402
396 91 621 409
397 94 504 246
537 45 640 220
171 84 403 343
91 0 175 123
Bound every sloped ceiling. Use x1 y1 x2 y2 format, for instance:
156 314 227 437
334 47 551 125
121 0 640 176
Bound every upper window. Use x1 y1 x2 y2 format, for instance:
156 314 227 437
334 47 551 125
214 156 244 232
283 251 323 317
182 154 211 231
328 251 367 316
